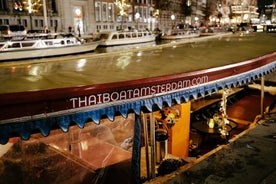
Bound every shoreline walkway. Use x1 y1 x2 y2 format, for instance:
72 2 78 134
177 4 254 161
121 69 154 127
146 110 276 184
146 70 276 184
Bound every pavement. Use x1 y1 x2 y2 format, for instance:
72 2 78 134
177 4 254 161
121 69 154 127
146 111 276 184
146 71 276 184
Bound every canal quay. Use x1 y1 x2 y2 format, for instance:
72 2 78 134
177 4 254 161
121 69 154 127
0 32 276 184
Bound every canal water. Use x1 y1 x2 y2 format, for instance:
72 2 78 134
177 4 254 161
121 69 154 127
0 32 275 94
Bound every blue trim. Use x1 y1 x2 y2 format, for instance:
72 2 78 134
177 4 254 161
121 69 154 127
0 62 275 144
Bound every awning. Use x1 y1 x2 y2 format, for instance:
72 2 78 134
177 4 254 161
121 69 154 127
0 53 275 144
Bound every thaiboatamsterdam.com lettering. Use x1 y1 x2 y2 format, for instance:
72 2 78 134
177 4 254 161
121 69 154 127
70 75 208 108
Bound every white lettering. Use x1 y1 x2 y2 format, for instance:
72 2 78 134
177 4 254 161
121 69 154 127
69 75 209 108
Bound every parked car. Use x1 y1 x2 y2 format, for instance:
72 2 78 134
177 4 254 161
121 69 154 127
0 25 27 40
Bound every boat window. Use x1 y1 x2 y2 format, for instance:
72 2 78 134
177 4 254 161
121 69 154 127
138 33 142 37
9 25 25 32
9 42 21 48
112 34 117 40
21 42 34 47
119 34 124 39
45 41 53 46
0 25 8 32
132 33 137 38
126 33 131 38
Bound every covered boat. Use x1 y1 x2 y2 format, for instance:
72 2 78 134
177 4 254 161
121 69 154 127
161 29 200 40
0 33 100 61
97 30 156 46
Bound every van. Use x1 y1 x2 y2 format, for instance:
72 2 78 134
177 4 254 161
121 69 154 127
0 25 27 40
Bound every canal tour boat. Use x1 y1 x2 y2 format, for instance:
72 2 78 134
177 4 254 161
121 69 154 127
161 29 200 40
97 30 156 46
0 33 100 61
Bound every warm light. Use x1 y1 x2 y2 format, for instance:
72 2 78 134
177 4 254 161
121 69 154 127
135 12 140 20
115 0 130 16
171 15 175 21
75 8 81 17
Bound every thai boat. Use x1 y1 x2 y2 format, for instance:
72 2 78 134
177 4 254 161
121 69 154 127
97 30 156 46
0 33 100 61
161 29 200 40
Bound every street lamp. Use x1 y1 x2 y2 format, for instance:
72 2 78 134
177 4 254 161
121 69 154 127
135 12 140 30
194 16 199 27
75 8 81 37
14 1 23 25
171 14 175 29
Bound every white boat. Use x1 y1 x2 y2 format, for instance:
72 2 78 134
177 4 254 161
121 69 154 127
97 30 156 46
200 27 228 36
161 29 200 40
0 33 99 61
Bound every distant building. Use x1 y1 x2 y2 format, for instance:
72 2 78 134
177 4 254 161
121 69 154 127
0 0 261 35
230 0 259 24
261 0 276 24
0 0 155 35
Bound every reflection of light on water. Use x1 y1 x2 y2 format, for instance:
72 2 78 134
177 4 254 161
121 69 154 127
137 51 142 57
76 59 87 71
26 65 43 82
173 45 177 49
28 66 40 76
11 67 16 73
116 54 132 69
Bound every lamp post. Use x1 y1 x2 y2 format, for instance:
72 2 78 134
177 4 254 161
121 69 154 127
171 14 175 29
13 1 23 25
27 0 33 30
194 16 199 27
75 8 81 37
135 12 140 30
42 0 48 32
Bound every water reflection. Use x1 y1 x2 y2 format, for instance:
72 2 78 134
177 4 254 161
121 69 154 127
0 33 275 93
76 59 88 72
116 53 132 69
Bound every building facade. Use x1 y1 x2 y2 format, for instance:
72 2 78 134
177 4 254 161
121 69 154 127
0 0 262 35
0 0 156 35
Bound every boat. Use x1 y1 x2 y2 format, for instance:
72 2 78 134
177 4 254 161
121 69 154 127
0 33 100 61
200 27 229 36
97 30 156 46
161 29 200 40
97 41 157 53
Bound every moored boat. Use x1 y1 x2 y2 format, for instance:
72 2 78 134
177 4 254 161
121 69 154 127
0 33 100 61
200 27 229 36
161 29 200 40
97 30 156 46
